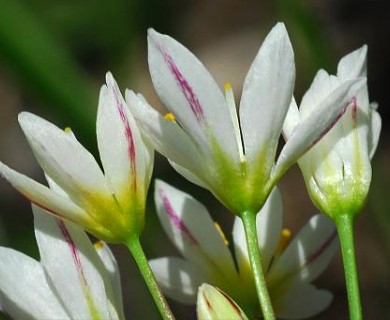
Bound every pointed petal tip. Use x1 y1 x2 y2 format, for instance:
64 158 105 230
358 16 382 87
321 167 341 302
105 72 116 88
270 21 288 38
147 28 157 36
147 28 161 43
361 44 368 54
17 111 36 127
154 179 169 194
124 89 137 103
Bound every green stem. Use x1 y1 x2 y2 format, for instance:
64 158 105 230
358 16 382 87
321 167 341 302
335 214 363 320
126 237 175 320
241 211 276 320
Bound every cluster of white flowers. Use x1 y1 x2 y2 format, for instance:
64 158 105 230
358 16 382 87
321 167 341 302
0 22 380 319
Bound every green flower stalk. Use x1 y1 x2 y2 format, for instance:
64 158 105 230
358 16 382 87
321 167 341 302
283 46 381 320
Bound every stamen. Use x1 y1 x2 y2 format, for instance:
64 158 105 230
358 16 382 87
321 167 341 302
214 222 229 246
64 127 77 139
224 83 245 163
94 240 104 249
275 228 292 256
164 112 176 122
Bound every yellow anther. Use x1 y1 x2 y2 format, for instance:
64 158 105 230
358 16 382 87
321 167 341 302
275 228 292 256
164 113 176 122
64 127 73 133
214 222 229 246
224 83 233 92
94 240 104 250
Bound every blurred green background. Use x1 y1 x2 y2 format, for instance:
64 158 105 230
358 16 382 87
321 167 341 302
0 0 390 319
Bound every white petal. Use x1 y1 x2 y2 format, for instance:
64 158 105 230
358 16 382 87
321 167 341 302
150 257 205 304
0 162 89 224
154 180 236 277
337 45 367 79
368 106 381 159
147 29 240 163
168 160 208 189
240 22 295 167
267 214 338 286
18 112 111 209
274 284 332 319
197 284 249 320
233 187 283 272
0 247 69 320
95 241 125 320
33 207 113 319
283 98 300 140
97 73 153 209
127 90 205 178
273 77 366 183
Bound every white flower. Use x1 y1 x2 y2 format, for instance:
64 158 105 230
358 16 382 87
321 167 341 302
127 22 364 215
150 180 338 319
197 284 249 320
283 46 381 218
0 73 154 242
0 205 125 320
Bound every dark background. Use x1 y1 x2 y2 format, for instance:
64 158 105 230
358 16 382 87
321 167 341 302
0 0 389 319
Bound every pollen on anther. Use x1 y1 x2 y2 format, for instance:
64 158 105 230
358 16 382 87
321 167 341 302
164 112 176 122
275 228 292 255
214 222 229 246
224 83 233 92
94 240 104 250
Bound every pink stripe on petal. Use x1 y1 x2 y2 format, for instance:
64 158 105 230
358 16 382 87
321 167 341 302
58 221 89 286
303 229 337 267
158 44 204 122
57 221 100 316
306 98 352 153
111 85 137 191
158 188 198 245
351 97 358 125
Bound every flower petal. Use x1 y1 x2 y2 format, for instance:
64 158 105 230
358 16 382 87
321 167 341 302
368 105 381 159
267 214 338 287
0 247 70 320
282 98 300 140
33 206 113 320
0 162 89 224
97 73 153 208
233 187 283 272
273 77 366 183
197 284 249 320
147 29 240 163
18 112 111 209
168 160 208 189
94 241 125 320
239 22 295 167
127 90 205 177
150 257 205 304
154 180 236 277
273 284 332 319
337 45 367 79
